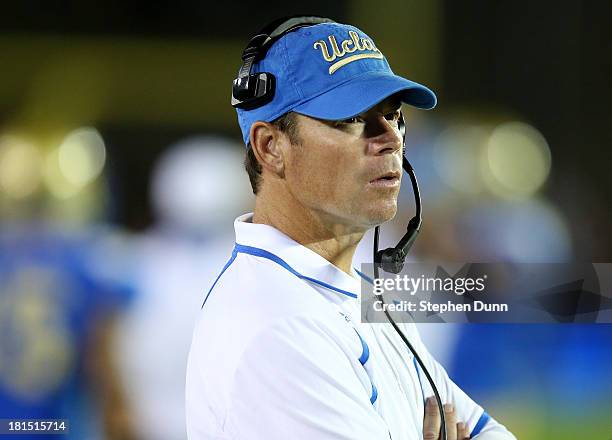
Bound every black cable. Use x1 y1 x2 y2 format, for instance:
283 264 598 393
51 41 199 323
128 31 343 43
373 259 447 440
372 153 447 440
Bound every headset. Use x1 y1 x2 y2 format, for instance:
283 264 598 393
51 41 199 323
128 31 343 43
232 16 335 110
232 16 447 440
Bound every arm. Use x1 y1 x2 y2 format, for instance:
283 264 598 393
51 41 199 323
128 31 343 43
406 325 516 440
434 365 515 439
226 315 395 440
86 313 137 440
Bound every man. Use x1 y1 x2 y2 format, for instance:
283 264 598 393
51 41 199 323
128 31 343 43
186 18 516 440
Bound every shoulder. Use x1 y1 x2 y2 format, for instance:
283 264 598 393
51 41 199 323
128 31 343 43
200 250 335 327
187 249 361 389
190 286 355 378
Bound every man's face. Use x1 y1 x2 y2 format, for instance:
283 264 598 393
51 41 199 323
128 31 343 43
283 96 404 231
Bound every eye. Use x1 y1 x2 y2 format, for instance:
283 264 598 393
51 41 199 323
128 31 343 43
341 116 363 124
384 109 401 123
335 116 364 126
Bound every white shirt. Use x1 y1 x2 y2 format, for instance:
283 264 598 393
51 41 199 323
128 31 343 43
186 213 516 440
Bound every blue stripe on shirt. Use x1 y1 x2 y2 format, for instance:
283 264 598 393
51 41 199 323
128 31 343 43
354 267 374 285
355 330 370 365
202 247 239 308
412 356 426 404
234 243 358 298
370 382 378 404
471 411 491 438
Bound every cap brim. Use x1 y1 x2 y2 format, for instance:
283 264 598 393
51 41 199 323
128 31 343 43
292 71 436 120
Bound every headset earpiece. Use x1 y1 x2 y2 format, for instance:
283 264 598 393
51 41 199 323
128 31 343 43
231 16 335 109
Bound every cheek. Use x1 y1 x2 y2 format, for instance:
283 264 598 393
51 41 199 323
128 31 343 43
289 148 358 202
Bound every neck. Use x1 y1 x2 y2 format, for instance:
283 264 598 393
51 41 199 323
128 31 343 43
252 187 364 276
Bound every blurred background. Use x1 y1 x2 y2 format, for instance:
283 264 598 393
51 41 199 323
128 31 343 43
0 1 610 439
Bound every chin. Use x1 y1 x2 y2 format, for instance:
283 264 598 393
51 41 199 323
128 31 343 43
361 202 398 227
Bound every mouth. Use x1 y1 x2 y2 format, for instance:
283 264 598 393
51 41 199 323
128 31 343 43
369 171 401 187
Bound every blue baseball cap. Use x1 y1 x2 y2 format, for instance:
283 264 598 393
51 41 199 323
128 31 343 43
236 22 437 145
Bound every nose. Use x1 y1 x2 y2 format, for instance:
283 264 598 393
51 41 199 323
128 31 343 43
365 115 403 156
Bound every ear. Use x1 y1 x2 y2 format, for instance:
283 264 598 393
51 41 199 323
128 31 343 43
249 121 288 178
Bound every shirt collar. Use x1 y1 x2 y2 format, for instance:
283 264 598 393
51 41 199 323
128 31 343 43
234 212 362 300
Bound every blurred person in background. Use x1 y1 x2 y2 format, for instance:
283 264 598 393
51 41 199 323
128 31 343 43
112 137 252 440
0 130 136 439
